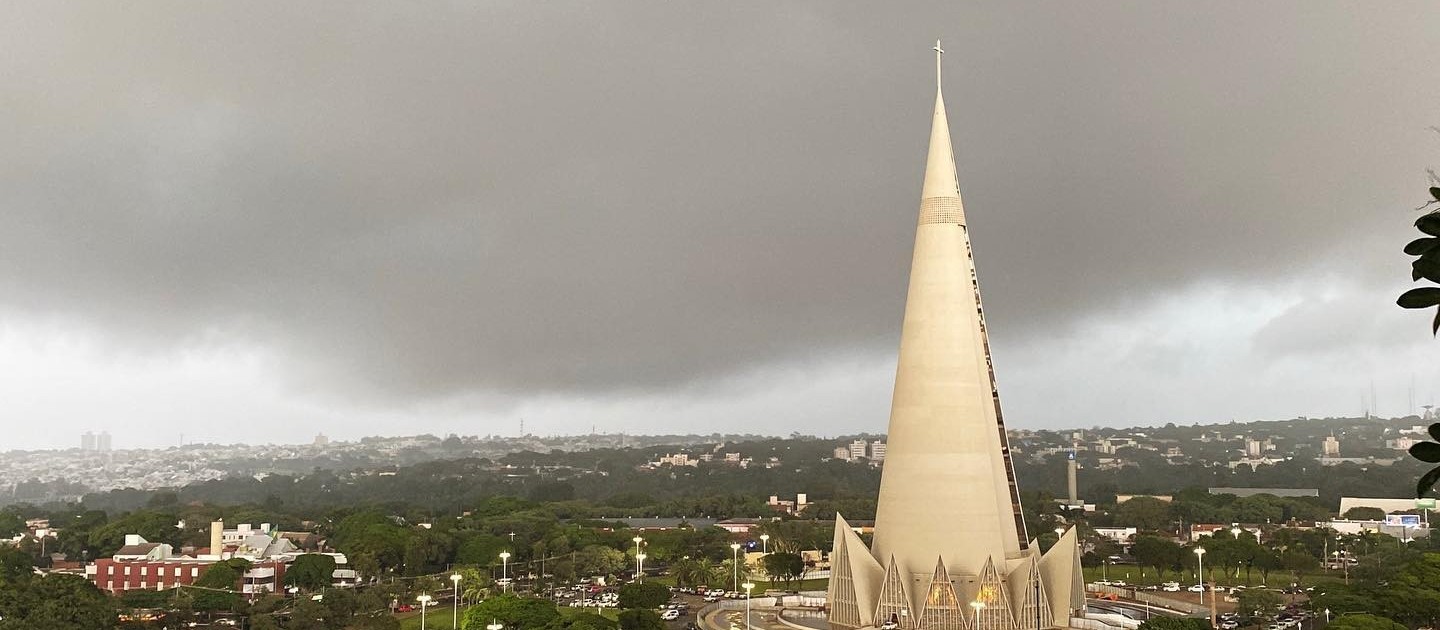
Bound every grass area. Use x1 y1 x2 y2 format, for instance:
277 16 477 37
396 604 468 630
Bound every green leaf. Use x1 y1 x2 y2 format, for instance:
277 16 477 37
1406 238 1440 256
1429 423 1440 442
1410 441 1440 463
1398 287 1440 309
1414 258 1440 283
1433 310 1440 336
1418 213 1440 236
1418 466 1440 498
1431 186 1440 201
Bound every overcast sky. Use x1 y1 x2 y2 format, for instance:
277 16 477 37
3 2 1440 449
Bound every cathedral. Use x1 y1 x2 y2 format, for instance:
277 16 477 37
825 45 1085 630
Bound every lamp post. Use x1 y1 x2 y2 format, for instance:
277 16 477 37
730 543 742 592
759 534 769 555
633 536 645 582
637 553 647 583
970 601 985 630
742 582 755 630
450 573 462 630
487 620 504 630
418 594 433 630
500 552 511 593
1194 547 1207 606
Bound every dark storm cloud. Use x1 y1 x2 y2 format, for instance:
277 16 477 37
3 2 1439 437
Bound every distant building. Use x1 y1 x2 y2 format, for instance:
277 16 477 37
81 432 96 452
1190 524 1261 542
1115 494 1172 504
313 433 330 446
1323 435 1341 457
654 453 697 467
1339 497 1436 515
1388 436 1420 450
1245 439 1264 457
833 446 852 461
868 440 886 462
96 431 112 452
715 518 766 534
1092 527 1136 543
848 440 868 460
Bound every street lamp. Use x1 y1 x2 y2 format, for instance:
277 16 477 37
970 601 986 629
637 553 647 583
759 534 769 555
418 594 433 630
633 536 645 582
730 543 742 592
500 552 512 593
742 582 755 630
450 573 462 630
1193 547 1207 605
487 620 504 630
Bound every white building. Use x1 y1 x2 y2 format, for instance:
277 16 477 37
869 440 887 462
848 440 868 460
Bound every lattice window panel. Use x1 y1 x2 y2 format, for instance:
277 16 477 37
827 536 863 629
919 559 967 630
1012 558 1052 630
874 557 913 629
972 558 1017 630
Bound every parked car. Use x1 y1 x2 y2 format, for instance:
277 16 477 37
1187 584 1205 593
661 610 681 621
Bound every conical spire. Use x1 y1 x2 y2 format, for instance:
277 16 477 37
869 42 1025 583
921 41 962 203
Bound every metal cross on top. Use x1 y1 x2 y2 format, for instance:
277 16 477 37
933 40 944 89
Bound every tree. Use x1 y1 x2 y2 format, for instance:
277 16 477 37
286 553 338 592
0 574 116 630
195 558 251 590
574 545 626 578
1235 589 1283 620
1281 549 1318 586
463 594 560 630
1342 507 1386 521
1115 497 1172 531
618 582 671 609
1253 548 1281 585
1137 618 1210 630
1327 614 1407 630
1132 536 1182 579
617 608 665 630
762 552 805 589
562 612 619 630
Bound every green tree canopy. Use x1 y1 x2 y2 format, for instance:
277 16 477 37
617 582 671 609
286 553 338 591
0 574 116 630
1136 617 1210 630
1235 589 1283 620
1327 614 1407 630
761 552 806 588
463 594 560 630
616 608 665 630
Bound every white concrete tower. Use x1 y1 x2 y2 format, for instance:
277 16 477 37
826 44 1081 630
868 40 1027 577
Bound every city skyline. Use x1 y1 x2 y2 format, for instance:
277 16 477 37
4 3 1440 449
